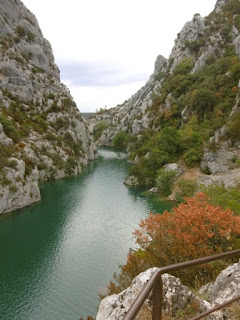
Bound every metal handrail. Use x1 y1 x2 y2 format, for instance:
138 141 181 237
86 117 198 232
123 249 240 320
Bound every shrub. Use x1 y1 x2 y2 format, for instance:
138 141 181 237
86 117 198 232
7 159 18 169
45 132 57 141
94 121 109 141
26 32 35 42
0 114 21 142
73 141 83 157
9 184 18 193
177 179 198 198
0 177 11 186
156 168 177 196
112 131 129 150
15 25 26 37
49 153 63 166
65 157 78 174
62 98 73 108
191 89 216 119
183 147 203 167
173 58 194 75
37 162 47 171
185 38 205 54
33 115 48 131
108 193 240 293
227 110 240 143
23 156 36 176
201 184 240 215
47 93 55 100
54 117 69 131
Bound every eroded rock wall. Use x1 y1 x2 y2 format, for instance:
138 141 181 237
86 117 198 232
0 0 97 214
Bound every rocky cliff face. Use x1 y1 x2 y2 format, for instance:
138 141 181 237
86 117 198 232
96 261 240 319
87 54 168 144
0 0 97 214
88 0 240 189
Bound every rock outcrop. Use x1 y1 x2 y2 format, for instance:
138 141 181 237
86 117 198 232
0 0 97 214
97 261 240 320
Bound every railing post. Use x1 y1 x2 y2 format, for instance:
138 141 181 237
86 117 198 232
152 274 163 320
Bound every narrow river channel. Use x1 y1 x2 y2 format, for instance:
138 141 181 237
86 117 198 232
0 147 172 320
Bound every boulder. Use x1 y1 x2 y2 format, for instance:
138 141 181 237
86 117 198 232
163 163 183 176
124 176 139 186
96 268 224 320
210 261 240 306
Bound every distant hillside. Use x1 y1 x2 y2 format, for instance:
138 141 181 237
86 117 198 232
0 0 97 214
81 112 96 119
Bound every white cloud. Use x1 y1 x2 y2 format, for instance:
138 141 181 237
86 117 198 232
22 0 217 111
64 81 145 112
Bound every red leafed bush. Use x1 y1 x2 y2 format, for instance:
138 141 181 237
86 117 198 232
134 193 240 285
109 193 240 293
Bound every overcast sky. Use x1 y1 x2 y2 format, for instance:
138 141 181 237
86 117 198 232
22 0 217 112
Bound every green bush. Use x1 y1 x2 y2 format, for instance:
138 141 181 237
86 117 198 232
37 162 47 171
191 89 216 119
49 153 64 169
185 38 205 54
112 131 129 150
23 157 36 176
0 177 11 186
94 121 109 141
176 179 198 202
9 184 18 193
0 114 21 142
15 25 26 37
227 111 240 143
65 157 78 175
72 141 83 157
183 147 203 167
201 184 240 215
62 98 73 108
7 159 18 169
33 115 48 131
45 132 57 141
173 58 194 75
156 168 177 196
27 32 35 42
54 117 69 131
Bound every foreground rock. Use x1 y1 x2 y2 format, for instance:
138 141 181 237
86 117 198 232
97 261 240 319
0 0 97 214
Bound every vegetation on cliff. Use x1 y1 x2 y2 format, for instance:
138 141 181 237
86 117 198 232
93 0 240 192
128 45 240 185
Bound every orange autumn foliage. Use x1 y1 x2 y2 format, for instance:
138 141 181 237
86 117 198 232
133 193 240 285
135 193 240 258
107 194 240 295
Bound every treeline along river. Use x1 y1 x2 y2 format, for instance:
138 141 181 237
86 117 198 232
0 147 172 320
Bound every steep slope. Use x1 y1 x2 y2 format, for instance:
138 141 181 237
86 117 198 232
0 0 97 214
89 0 240 189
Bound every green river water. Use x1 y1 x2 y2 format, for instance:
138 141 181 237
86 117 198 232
0 147 172 320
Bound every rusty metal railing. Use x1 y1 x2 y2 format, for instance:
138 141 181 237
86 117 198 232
123 249 240 320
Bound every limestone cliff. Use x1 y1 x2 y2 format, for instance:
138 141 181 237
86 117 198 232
89 0 240 189
96 262 240 319
0 0 97 214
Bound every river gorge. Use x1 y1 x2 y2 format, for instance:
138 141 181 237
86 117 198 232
0 148 172 320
